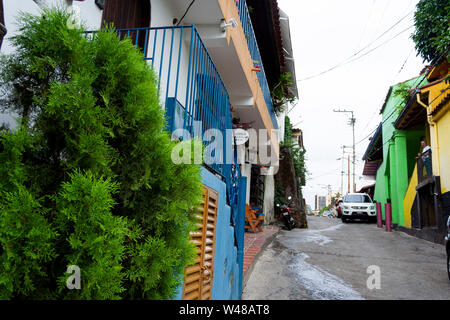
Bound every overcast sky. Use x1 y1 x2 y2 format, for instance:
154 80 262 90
277 0 425 208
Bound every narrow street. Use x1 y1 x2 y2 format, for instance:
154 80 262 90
242 216 450 300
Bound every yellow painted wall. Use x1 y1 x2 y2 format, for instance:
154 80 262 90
403 164 418 228
436 107 450 194
424 77 449 194
217 0 279 157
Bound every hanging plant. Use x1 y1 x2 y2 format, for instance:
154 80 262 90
271 72 297 116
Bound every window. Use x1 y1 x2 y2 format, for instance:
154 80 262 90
344 194 372 203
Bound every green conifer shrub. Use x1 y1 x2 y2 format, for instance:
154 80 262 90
0 8 203 299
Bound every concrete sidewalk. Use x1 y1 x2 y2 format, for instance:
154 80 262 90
243 225 279 285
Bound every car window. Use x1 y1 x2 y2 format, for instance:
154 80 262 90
344 195 372 203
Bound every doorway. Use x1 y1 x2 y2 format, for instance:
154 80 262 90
101 0 151 51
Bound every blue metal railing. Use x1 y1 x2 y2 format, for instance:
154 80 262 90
85 26 241 215
235 0 279 130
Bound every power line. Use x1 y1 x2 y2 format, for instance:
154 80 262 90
355 0 377 51
299 25 414 82
176 0 196 26
298 10 414 82
378 1 391 27
354 31 421 141
358 108 380 141
307 165 343 180
396 47 415 77
341 25 414 65
427 85 450 107
365 83 449 159
354 51 449 148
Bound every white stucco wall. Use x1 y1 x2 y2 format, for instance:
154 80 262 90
2 0 102 54
1 0 103 128
71 0 103 30
2 0 42 54
277 108 287 143
241 162 252 205
151 0 178 27
263 173 275 224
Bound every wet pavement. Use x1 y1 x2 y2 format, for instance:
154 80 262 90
242 215 450 300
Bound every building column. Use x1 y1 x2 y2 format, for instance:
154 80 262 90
263 174 275 224
388 140 399 225
241 164 252 205
383 174 390 220
394 132 408 227
237 175 247 300
237 144 251 205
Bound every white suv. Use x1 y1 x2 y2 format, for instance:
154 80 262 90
340 193 376 223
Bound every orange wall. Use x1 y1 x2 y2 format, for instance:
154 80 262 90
217 0 279 157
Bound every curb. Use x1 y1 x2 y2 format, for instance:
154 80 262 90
242 226 282 289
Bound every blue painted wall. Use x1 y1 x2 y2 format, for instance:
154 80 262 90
174 167 243 300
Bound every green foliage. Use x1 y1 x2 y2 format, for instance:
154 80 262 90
55 171 128 300
281 115 293 148
0 128 57 299
0 8 203 299
280 116 307 189
271 73 297 116
412 0 450 63
393 83 412 112
274 184 288 208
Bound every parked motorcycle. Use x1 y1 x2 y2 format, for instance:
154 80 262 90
276 196 296 230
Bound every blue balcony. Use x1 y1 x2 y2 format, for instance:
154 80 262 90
235 0 279 130
85 25 241 217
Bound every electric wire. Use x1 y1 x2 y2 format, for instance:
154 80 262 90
343 8 419 143
355 0 377 51
355 49 450 148
366 85 450 160
176 0 196 26
396 47 415 77
297 10 415 82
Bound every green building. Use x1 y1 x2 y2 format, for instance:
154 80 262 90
363 76 427 226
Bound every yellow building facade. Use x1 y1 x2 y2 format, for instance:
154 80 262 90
397 61 449 241
420 62 450 197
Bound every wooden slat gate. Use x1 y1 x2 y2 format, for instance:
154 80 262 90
182 186 218 300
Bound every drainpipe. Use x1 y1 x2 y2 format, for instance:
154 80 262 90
416 93 440 177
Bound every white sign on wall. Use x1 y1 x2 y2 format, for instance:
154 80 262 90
232 128 249 145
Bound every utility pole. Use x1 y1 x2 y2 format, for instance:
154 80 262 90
337 145 352 196
340 154 344 196
333 109 356 193
348 155 351 194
